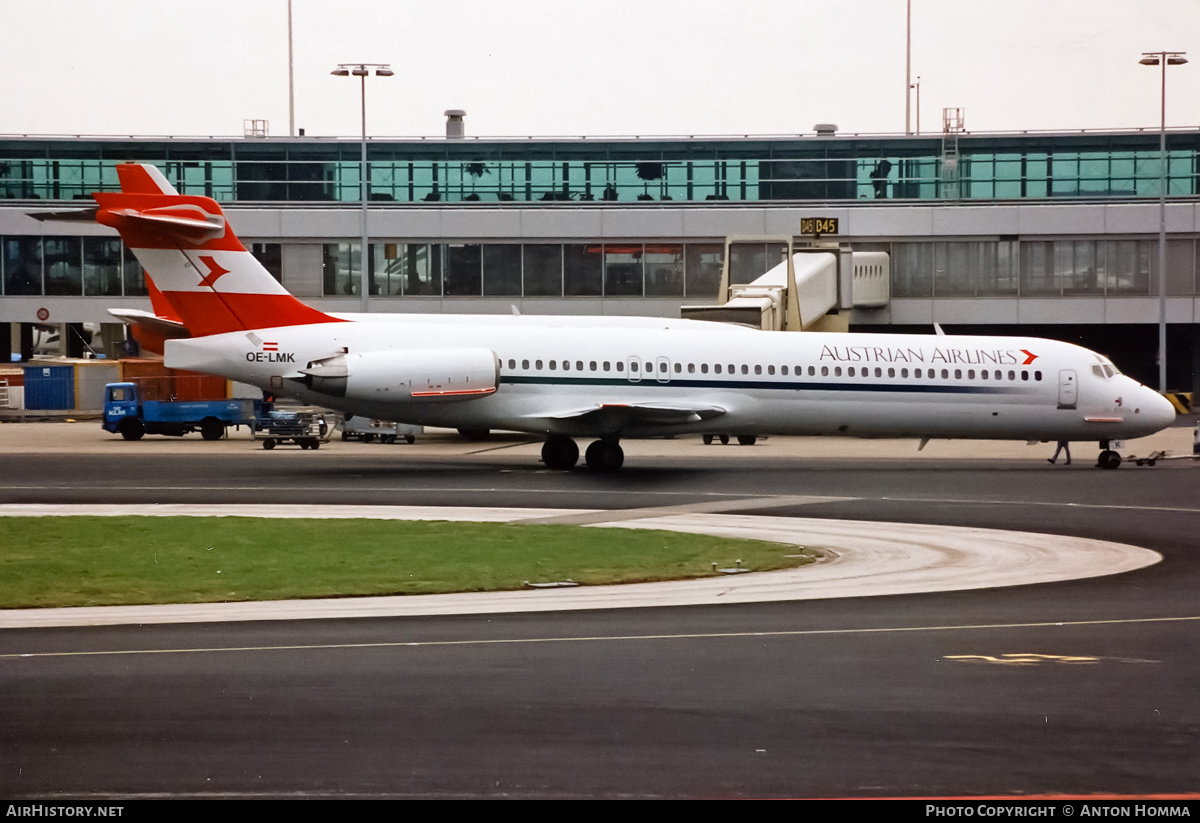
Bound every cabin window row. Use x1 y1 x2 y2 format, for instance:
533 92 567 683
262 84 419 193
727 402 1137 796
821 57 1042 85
502 358 1044 383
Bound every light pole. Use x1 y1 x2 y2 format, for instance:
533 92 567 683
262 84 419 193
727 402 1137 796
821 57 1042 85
910 76 921 135
1139 51 1187 393
332 62 394 313
905 0 912 134
287 0 294 136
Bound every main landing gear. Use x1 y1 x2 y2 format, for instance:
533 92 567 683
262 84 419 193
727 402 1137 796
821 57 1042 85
541 436 578 470
540 436 624 472
584 439 624 472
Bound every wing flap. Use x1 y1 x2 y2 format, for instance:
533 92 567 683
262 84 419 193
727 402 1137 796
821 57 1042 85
527 401 726 430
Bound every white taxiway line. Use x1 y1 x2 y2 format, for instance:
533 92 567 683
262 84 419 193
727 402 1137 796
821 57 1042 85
0 505 1161 628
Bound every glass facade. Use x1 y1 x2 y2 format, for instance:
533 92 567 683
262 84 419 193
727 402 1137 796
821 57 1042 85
3 231 1195 300
892 239 1198 298
4 232 1195 299
0 238 281 298
308 239 1194 300
2 132 1196 204
320 242 730 299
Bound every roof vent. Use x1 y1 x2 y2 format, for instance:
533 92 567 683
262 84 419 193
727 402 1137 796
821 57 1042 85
814 123 837 136
243 119 269 138
444 109 466 139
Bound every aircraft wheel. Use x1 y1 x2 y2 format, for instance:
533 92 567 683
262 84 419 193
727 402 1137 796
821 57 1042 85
118 417 145 441
703 434 713 445
1097 449 1121 469
585 440 625 472
200 418 225 441
736 435 757 446
541 437 579 470
718 434 730 445
262 439 276 450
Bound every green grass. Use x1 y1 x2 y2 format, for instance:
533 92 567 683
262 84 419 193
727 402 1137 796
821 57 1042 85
0 517 815 609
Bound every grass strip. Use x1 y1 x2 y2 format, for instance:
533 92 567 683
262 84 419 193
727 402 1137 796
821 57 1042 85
0 517 815 608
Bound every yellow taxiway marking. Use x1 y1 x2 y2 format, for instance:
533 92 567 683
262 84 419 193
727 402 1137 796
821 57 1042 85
2 614 1197 661
944 653 1101 665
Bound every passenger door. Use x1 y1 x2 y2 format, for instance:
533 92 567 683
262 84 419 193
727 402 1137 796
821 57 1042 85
626 356 642 383
1057 369 1078 409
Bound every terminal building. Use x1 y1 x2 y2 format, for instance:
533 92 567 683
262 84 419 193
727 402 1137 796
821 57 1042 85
2 115 1198 394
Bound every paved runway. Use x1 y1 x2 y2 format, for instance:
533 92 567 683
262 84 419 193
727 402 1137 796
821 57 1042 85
1 422 1198 798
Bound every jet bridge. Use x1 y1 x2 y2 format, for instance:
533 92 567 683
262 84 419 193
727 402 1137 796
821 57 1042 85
680 236 889 332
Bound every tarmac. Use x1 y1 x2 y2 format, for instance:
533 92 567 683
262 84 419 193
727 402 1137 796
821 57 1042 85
0 415 1196 461
0 418 1193 629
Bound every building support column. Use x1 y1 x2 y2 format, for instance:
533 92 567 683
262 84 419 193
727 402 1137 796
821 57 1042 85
1191 324 1200 398
18 324 34 362
65 323 87 359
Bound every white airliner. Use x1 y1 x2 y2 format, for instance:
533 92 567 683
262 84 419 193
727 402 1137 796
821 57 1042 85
92 163 1175 470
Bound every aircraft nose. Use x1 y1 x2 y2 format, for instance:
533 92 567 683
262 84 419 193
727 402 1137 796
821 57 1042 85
1142 388 1177 433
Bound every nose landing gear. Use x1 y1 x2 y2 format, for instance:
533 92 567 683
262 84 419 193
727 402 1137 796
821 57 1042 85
1096 440 1122 469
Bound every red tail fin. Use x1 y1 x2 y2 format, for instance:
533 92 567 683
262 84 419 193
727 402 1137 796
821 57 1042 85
146 277 182 324
94 164 342 337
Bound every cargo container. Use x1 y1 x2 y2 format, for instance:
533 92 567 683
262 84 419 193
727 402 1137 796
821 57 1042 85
22 364 74 410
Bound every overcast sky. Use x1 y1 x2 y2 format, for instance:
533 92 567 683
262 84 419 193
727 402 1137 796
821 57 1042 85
3 0 1198 139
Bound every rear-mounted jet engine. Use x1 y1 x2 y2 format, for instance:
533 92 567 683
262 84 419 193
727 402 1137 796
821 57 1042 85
299 348 498 401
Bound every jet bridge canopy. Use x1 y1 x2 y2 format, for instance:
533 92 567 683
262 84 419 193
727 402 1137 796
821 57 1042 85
680 237 889 332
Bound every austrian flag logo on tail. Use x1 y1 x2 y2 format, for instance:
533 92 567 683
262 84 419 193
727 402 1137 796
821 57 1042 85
263 341 278 352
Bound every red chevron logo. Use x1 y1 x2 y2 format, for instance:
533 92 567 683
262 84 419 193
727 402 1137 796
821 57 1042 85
1020 349 1038 365
197 255 230 288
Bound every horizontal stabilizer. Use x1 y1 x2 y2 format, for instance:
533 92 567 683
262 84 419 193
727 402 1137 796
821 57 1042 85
104 205 226 242
26 208 100 223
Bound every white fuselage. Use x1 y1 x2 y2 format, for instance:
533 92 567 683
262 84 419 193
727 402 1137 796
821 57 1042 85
165 317 1176 443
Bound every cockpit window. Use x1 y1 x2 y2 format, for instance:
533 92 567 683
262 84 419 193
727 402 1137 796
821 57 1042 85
1092 358 1120 379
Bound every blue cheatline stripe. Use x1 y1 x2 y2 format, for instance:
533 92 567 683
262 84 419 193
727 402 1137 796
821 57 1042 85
499 374 1030 396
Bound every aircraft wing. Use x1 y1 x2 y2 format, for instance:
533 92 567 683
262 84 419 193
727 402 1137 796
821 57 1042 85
526 401 726 431
107 308 189 338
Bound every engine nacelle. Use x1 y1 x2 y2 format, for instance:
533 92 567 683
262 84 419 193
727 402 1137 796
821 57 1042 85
300 348 498 402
